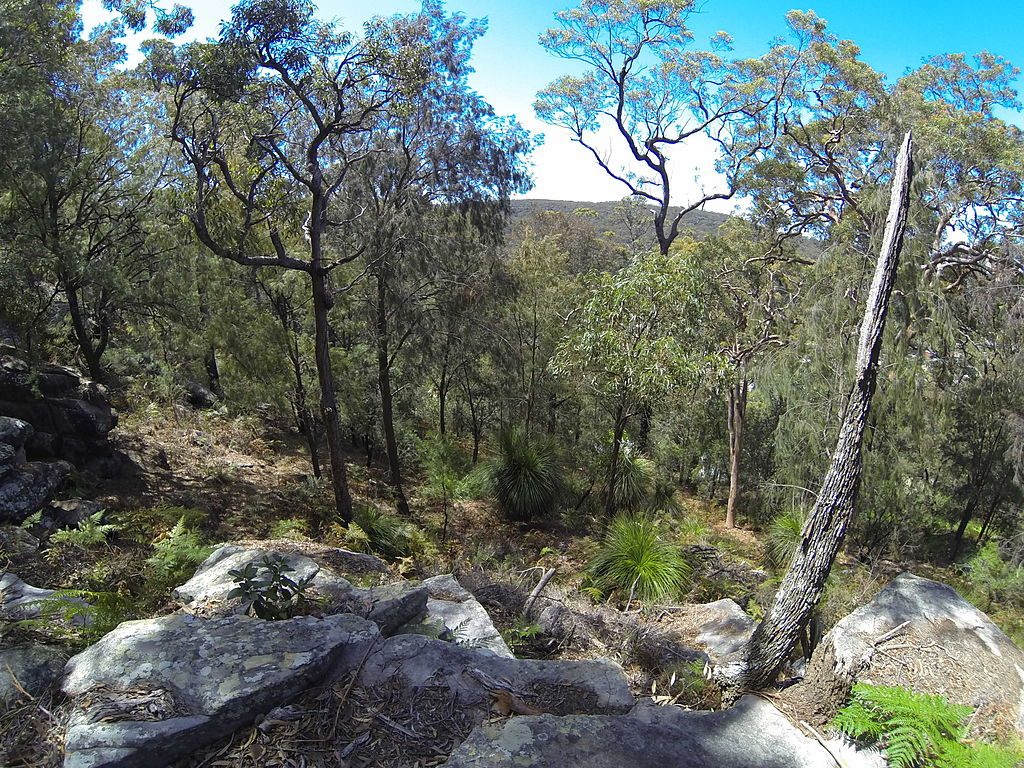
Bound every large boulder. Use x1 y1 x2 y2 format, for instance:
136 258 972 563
358 634 634 719
441 695 883 768
0 460 71 523
794 572 1024 740
61 612 379 768
175 544 425 635
416 574 513 658
0 645 67 707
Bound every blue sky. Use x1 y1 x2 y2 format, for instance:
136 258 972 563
83 0 1024 205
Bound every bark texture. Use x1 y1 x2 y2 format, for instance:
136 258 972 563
716 132 915 692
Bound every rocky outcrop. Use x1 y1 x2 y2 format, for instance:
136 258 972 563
0 415 72 524
793 572 1024 740
174 544 426 635
414 574 513 657
61 612 379 768
693 598 756 664
0 354 118 476
0 645 67 707
441 695 883 768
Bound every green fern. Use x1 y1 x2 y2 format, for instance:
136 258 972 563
833 683 1022 768
49 511 118 549
146 517 214 583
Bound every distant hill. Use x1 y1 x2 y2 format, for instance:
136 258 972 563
509 198 733 248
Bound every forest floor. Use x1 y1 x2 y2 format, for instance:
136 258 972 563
3 403 1022 767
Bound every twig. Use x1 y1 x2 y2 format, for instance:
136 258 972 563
873 621 910 646
523 568 556 620
800 720 843 768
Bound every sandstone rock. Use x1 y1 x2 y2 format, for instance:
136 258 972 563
35 498 104 537
441 695 884 768
175 545 425 635
694 598 756 663
0 442 16 478
416 574 513 658
0 416 32 450
359 634 634 718
0 460 71 523
0 645 67 707
799 572 1024 739
62 612 379 768
0 525 40 559
0 571 89 624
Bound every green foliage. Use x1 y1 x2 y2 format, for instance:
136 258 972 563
227 555 314 621
340 505 430 562
764 507 807 571
500 618 543 655
18 589 134 646
487 429 562 523
269 517 309 541
49 512 118 550
588 514 691 604
145 518 213 585
612 446 656 511
964 542 1024 611
833 683 1022 768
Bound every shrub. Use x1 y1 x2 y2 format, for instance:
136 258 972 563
269 517 309 541
488 429 562 522
833 683 1022 768
764 507 807 571
228 555 314 621
589 514 691 605
340 505 430 562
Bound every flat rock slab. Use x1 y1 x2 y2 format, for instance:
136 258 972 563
0 645 67 707
62 612 379 768
419 574 513 658
359 634 633 718
175 545 425 635
442 695 884 768
800 572 1024 739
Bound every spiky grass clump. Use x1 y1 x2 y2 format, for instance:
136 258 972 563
489 428 562 522
346 505 411 560
589 514 691 604
833 683 1022 768
612 446 655 511
765 507 807 571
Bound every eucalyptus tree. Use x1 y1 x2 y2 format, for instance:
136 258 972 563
535 0 809 256
166 0 427 524
340 2 532 516
550 245 710 516
0 1 178 379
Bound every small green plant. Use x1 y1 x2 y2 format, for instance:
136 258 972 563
501 618 543 654
17 589 134 646
588 514 691 606
487 428 562 522
146 517 213 585
342 505 417 560
764 507 807 571
833 683 1023 768
49 511 118 549
269 517 309 541
228 555 314 620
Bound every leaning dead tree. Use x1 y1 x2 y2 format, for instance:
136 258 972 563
715 132 915 692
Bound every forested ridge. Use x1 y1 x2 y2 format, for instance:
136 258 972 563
2 1 1024 766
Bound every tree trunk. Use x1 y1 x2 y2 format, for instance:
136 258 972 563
726 376 748 529
65 281 104 382
462 368 482 464
604 396 628 517
311 267 353 525
438 347 449 435
716 132 914 693
376 271 410 517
